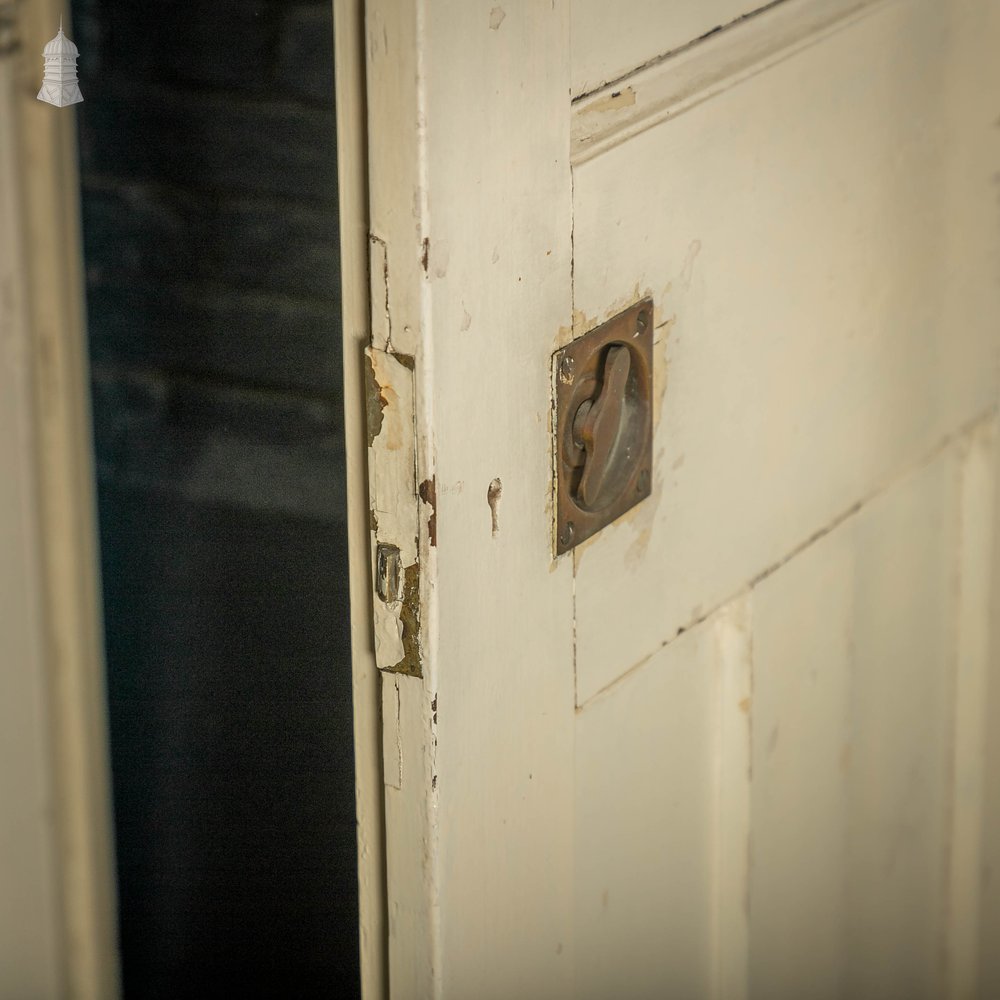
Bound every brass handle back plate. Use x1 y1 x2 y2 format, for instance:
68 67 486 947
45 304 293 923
553 298 654 554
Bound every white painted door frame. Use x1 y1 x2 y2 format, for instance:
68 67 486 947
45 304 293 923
334 1 389 996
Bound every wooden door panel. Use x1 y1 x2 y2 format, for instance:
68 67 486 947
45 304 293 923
571 0 997 703
748 520 855 999
570 0 769 97
575 597 751 1000
573 419 996 999
751 434 967 1000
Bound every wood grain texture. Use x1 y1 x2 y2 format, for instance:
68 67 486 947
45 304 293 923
572 0 1000 703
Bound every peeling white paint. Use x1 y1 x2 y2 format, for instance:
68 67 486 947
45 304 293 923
367 347 420 674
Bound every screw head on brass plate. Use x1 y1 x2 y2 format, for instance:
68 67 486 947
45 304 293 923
553 298 653 554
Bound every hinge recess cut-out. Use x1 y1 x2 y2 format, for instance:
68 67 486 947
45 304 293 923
365 347 422 677
553 298 654 554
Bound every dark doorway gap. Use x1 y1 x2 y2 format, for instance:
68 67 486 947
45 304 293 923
71 2 359 996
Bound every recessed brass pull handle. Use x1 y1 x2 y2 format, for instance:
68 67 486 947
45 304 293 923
553 299 653 554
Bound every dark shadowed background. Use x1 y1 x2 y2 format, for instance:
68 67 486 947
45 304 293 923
68 1 359 995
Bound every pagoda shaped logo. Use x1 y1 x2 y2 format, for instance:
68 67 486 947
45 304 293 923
37 18 83 108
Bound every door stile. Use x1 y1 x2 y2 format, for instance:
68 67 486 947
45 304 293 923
362 1 577 996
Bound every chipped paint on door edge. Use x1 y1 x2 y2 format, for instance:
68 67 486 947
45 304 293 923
365 346 426 677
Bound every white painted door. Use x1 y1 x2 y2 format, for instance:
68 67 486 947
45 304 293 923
337 1 1000 997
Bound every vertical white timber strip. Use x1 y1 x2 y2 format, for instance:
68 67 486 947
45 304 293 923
946 419 997 1000
10 2 119 995
365 0 422 358
333 1 388 993
940 0 1000 993
364 2 436 996
0 30 65 999
381 675 402 791
982 419 1000 997
711 595 752 1000
383 672 436 997
364 0 575 996
425 1 575 994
